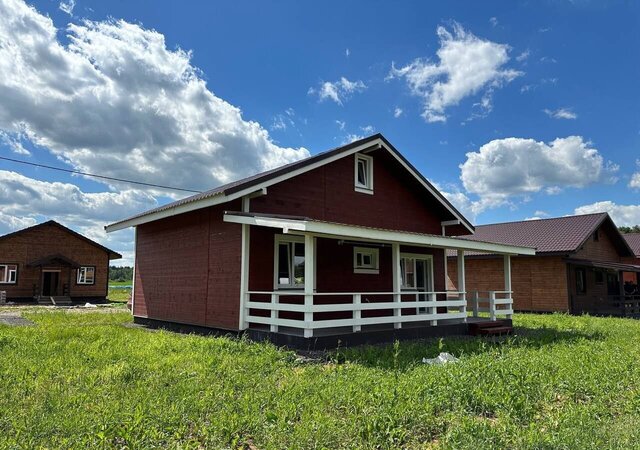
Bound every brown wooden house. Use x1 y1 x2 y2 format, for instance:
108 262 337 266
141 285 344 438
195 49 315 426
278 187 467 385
0 221 121 305
623 233 640 288
106 134 534 347
447 213 640 318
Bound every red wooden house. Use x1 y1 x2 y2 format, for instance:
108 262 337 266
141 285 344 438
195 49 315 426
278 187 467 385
106 134 534 347
0 221 121 305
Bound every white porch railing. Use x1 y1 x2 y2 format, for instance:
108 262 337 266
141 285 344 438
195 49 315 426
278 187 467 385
469 290 513 320
245 291 467 337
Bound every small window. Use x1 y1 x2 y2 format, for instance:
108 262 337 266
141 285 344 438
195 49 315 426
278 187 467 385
593 229 600 241
77 266 96 285
354 154 373 193
595 270 604 284
576 268 587 295
0 264 17 284
275 236 305 289
354 247 379 274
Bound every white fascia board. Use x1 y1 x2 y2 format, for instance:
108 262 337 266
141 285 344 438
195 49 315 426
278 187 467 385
223 214 536 256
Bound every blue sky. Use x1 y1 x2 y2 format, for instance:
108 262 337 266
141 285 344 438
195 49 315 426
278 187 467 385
0 0 638 264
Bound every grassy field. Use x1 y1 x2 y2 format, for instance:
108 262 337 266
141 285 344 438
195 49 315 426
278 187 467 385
1 311 640 449
107 287 131 303
109 280 132 287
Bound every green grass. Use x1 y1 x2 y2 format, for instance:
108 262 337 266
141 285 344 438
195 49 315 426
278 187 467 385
107 287 131 303
108 280 133 287
2 312 640 449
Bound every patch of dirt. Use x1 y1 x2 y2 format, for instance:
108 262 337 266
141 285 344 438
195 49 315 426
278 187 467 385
0 315 35 326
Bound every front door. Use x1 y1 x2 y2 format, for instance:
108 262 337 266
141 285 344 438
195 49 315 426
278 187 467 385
42 271 60 296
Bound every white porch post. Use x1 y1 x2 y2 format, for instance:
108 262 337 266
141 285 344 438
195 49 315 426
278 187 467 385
457 249 467 323
504 254 512 319
304 234 315 338
392 242 402 329
238 197 250 330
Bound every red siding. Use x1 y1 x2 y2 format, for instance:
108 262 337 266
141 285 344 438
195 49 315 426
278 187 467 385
251 150 456 235
134 202 241 330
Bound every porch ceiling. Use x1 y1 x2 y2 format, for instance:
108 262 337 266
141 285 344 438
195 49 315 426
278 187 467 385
564 258 640 273
223 211 536 256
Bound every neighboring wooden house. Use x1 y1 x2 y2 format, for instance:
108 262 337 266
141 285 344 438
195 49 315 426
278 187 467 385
0 221 121 305
623 233 640 287
447 213 640 317
106 134 534 347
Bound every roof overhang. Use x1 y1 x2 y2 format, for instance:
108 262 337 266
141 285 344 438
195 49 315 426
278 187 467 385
223 212 536 256
564 258 640 273
27 254 81 268
105 135 474 234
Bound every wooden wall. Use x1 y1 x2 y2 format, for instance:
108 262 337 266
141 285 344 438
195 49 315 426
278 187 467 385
447 256 570 312
0 223 111 300
134 201 242 330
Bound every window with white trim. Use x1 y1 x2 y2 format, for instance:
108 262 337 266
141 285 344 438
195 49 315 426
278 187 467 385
353 247 379 274
275 235 305 289
0 264 17 284
354 153 373 193
400 255 433 291
77 266 95 285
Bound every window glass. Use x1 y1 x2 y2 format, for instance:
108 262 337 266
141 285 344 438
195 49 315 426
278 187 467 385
357 159 367 186
293 242 305 285
77 266 95 284
576 268 586 294
401 257 415 288
276 239 305 288
277 243 290 285
353 247 379 273
0 264 17 284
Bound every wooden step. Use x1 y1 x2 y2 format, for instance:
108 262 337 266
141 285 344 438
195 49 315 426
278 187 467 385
477 326 513 336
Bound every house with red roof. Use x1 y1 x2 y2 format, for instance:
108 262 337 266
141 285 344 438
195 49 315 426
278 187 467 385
447 213 640 318
106 134 535 347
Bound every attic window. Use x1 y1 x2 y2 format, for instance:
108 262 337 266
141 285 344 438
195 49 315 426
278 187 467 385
354 154 373 194
593 230 599 242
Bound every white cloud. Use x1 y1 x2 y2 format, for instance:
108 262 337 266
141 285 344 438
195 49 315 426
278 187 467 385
345 48 350 57
0 170 157 265
630 173 640 189
360 125 374 134
58 0 75 16
460 136 618 207
544 107 577 120
575 201 640 227
0 0 309 196
388 22 522 122
308 77 367 105
335 120 346 130
489 17 498 27
0 130 30 155
516 50 530 62
393 107 403 118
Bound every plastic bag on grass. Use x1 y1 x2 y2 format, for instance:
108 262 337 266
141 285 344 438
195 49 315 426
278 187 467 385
422 352 459 365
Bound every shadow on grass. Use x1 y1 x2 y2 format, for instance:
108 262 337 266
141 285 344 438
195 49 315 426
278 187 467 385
333 325 605 370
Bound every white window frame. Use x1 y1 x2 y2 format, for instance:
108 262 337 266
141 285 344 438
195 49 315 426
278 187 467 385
399 253 434 291
274 235 306 290
0 264 17 284
354 153 373 194
77 266 96 285
353 246 379 274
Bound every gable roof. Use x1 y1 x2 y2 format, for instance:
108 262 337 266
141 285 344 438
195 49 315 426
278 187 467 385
457 213 635 257
105 134 474 233
0 220 121 260
623 233 640 257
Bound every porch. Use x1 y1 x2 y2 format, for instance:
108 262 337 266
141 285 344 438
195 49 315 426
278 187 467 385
225 212 535 340
27 254 79 305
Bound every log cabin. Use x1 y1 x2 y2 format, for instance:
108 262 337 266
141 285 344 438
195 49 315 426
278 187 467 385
0 221 121 305
106 134 535 347
447 213 640 318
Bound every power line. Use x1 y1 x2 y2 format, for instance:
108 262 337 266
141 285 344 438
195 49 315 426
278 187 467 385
0 155 202 194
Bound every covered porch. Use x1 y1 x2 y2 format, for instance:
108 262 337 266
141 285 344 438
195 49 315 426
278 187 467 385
27 254 79 304
225 212 535 341
567 258 640 318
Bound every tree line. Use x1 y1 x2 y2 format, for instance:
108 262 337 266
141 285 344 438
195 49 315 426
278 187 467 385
619 225 640 234
109 266 133 282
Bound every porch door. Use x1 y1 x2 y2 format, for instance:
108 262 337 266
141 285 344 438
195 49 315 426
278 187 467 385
42 272 60 296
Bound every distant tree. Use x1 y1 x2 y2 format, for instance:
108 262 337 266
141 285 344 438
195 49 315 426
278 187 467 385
619 225 640 234
109 266 133 282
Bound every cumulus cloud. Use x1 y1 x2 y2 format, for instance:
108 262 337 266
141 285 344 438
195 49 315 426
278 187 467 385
308 77 367 105
544 107 577 120
460 136 618 208
630 173 640 189
575 201 640 227
0 0 309 196
58 0 75 15
388 22 522 122
393 107 403 118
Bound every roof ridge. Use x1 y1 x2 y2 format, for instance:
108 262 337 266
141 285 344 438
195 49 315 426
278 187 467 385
476 212 607 227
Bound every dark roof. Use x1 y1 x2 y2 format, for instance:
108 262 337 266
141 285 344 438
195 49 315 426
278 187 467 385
0 220 121 260
106 133 474 233
624 233 640 257
27 254 81 268
456 213 634 257
564 258 640 273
